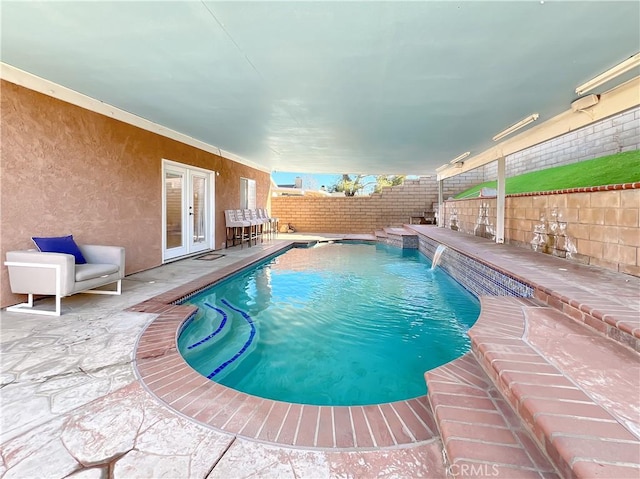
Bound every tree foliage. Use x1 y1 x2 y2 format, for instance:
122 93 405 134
332 174 367 196
331 174 406 196
374 175 405 193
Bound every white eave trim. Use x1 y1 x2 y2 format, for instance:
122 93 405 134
0 62 271 174
437 75 640 181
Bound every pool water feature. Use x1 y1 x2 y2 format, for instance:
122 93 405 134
431 244 447 270
178 242 480 406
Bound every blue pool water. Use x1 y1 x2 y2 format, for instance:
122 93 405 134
178 242 480 406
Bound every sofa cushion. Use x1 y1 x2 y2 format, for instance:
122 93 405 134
75 263 119 282
32 235 87 264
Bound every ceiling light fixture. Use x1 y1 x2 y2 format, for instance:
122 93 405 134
435 164 450 172
449 151 471 164
575 52 640 95
492 113 539 142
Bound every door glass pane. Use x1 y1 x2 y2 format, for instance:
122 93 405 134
240 178 248 209
165 172 183 249
240 178 256 209
247 179 256 209
192 175 206 244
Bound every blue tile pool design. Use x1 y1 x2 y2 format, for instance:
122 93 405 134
177 242 480 406
186 303 228 350
205 299 256 378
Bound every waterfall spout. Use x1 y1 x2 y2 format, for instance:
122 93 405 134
431 244 447 270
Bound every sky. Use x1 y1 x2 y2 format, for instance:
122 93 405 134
271 172 421 195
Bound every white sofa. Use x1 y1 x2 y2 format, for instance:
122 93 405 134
5 244 125 316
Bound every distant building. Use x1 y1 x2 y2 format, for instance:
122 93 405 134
271 178 331 197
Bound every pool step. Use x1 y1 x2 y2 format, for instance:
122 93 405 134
467 296 640 478
377 227 418 249
426 352 560 478
343 233 377 241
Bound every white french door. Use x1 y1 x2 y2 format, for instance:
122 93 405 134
162 160 215 261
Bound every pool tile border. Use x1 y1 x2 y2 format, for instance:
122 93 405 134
130 241 439 450
419 236 534 298
411 226 640 352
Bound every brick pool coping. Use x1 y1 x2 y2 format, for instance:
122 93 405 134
129 233 639 469
408 226 640 474
129 241 439 450
407 225 640 353
463 296 638 477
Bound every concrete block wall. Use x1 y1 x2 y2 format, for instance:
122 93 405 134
271 108 640 273
444 199 498 241
274 107 639 234
443 185 640 277
483 106 640 180
442 169 486 200
271 176 439 233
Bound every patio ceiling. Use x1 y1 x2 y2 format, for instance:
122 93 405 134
1 1 639 175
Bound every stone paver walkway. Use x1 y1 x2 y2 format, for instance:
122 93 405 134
1 234 445 478
2 230 639 478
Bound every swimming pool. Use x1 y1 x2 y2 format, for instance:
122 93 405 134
178 242 479 406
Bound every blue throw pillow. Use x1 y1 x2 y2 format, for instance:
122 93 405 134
32 235 87 264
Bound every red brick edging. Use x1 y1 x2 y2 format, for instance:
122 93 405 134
465 296 640 479
508 181 640 197
130 243 439 450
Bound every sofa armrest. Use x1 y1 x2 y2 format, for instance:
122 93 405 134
5 250 76 296
79 245 125 277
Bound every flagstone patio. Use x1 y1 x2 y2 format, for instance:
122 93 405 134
1 230 638 478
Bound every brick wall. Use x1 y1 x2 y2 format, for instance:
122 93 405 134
443 185 640 277
271 177 439 233
442 169 486 200
440 106 640 197
274 108 639 232
483 106 640 180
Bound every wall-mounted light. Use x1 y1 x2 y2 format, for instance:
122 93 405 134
449 151 471 164
571 94 600 112
575 52 640 95
492 113 539 142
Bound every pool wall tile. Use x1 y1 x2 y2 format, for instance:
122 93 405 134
419 237 534 298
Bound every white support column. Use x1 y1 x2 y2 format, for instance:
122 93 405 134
437 179 444 228
496 156 506 243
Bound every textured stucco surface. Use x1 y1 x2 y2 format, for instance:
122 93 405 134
1 80 270 308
